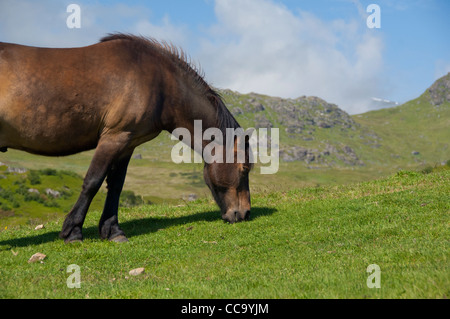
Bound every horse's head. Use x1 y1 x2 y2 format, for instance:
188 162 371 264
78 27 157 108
203 130 253 223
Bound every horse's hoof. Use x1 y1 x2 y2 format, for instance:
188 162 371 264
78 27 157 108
110 235 129 243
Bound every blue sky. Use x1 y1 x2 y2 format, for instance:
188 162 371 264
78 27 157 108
0 0 449 114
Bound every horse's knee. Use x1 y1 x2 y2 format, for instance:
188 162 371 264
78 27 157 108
81 178 103 197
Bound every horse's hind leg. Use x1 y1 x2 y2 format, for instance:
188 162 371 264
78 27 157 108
98 153 132 242
60 134 132 243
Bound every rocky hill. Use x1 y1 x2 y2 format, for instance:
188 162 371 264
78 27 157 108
220 90 375 167
428 72 450 106
219 72 450 168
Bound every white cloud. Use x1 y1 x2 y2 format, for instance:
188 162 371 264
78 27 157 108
0 0 100 47
0 0 387 114
197 0 386 114
134 15 190 48
0 0 189 48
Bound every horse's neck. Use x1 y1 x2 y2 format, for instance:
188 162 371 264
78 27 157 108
172 94 220 151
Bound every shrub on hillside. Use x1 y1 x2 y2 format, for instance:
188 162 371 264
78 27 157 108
28 170 41 185
120 190 144 208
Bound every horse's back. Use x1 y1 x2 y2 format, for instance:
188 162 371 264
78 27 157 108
0 40 163 156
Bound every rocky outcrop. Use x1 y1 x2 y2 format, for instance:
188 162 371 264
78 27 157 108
280 144 364 166
45 188 61 198
223 90 358 132
221 90 367 166
428 72 450 106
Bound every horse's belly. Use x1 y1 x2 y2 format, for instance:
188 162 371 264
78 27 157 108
3 126 99 156
0 104 100 156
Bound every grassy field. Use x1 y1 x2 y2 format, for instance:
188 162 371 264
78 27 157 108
0 168 448 299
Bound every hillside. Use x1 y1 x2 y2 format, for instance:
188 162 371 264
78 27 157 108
221 90 372 167
0 166 107 228
221 72 450 169
353 72 450 167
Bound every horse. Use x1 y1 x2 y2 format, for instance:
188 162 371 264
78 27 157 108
0 33 253 243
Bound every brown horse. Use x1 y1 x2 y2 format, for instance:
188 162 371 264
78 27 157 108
0 34 252 243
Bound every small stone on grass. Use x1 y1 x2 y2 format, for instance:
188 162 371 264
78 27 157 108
129 267 145 276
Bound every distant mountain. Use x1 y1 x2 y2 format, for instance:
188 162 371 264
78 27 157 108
221 72 450 168
369 97 399 110
220 90 371 167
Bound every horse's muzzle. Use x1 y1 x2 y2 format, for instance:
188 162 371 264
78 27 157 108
222 209 250 224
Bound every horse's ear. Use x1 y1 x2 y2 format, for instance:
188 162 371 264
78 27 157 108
245 128 255 136
235 128 255 151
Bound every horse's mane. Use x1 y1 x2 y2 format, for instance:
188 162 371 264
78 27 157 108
100 33 240 133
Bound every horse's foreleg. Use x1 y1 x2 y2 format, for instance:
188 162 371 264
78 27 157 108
98 153 132 242
59 135 131 243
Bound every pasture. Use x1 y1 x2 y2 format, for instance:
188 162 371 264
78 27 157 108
0 168 448 298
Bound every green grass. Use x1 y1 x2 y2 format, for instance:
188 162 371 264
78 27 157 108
0 169 448 298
